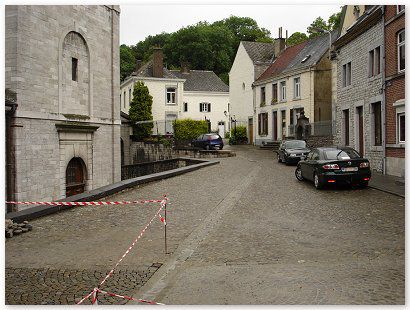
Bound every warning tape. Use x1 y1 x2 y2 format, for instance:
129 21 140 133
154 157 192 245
77 196 168 305
5 199 165 206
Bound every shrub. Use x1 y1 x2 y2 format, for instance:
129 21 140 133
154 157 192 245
229 125 247 144
173 119 209 142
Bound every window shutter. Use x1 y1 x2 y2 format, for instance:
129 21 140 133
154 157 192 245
199 103 203 112
208 103 211 112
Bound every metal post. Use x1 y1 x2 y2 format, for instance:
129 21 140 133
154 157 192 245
164 201 168 254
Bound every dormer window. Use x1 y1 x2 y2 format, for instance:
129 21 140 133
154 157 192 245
166 87 176 104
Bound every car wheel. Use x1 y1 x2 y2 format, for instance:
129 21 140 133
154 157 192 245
219 145 223 150
295 166 304 181
314 172 323 189
277 154 282 163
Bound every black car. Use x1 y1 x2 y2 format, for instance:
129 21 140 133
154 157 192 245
191 133 224 150
277 140 310 165
295 147 371 189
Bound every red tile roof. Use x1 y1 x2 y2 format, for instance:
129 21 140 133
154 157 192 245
255 41 308 83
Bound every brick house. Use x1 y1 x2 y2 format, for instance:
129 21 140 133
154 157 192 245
333 6 385 172
5 5 121 211
384 5 405 177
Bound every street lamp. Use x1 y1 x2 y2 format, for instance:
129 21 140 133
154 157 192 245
311 27 332 59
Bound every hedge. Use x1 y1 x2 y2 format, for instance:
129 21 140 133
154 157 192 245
173 119 209 142
229 125 248 144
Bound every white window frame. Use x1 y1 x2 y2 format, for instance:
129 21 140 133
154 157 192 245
280 81 286 101
397 112 405 144
166 87 177 105
272 83 278 104
398 30 405 73
261 86 266 105
200 102 211 113
294 77 301 99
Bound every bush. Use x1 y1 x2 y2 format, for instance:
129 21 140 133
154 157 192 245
229 125 247 145
129 81 154 140
173 119 209 142
224 131 230 139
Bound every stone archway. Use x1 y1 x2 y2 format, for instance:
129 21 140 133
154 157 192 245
66 157 87 197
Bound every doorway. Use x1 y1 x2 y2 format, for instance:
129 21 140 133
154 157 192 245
66 157 86 197
272 111 277 141
356 106 364 156
248 118 254 144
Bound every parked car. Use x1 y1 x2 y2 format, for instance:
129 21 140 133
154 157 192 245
277 140 310 165
295 147 371 189
191 133 224 150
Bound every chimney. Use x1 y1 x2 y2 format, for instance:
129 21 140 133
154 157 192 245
152 47 163 78
180 61 190 74
274 37 286 57
135 59 142 72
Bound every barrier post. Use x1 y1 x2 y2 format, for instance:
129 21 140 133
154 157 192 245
164 201 168 254
91 288 99 305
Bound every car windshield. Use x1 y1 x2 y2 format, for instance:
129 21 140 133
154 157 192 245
324 149 360 160
285 140 306 149
206 134 220 139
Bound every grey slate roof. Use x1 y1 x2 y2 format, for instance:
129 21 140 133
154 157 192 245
130 60 179 79
170 70 229 92
282 30 338 74
241 41 276 64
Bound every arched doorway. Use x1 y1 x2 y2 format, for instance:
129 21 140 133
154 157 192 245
66 157 86 197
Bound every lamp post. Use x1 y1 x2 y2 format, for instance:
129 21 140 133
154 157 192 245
311 27 332 59
230 115 237 144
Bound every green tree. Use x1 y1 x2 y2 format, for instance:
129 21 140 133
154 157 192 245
307 17 330 38
328 10 342 31
286 32 308 46
129 81 154 140
120 44 136 82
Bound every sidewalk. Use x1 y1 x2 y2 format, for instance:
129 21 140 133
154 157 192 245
369 170 405 198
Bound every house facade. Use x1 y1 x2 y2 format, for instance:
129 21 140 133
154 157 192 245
5 5 121 211
333 6 385 172
253 33 334 145
384 5 405 177
229 40 284 143
120 49 229 136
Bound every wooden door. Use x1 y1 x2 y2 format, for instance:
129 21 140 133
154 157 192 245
273 111 277 141
66 158 85 197
357 107 364 156
248 119 254 144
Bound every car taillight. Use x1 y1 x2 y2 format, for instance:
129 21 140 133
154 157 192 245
323 164 340 170
360 162 370 168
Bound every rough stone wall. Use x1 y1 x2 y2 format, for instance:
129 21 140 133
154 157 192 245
129 142 175 164
305 135 334 149
5 5 121 210
120 120 132 166
334 19 384 172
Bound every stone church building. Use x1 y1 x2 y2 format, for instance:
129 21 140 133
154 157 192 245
5 5 121 211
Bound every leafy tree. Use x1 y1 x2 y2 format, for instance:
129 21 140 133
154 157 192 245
120 44 136 82
286 32 308 46
129 81 154 140
328 10 342 31
307 17 329 38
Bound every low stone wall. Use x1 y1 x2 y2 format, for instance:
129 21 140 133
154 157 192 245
305 135 334 148
121 158 201 180
130 142 175 163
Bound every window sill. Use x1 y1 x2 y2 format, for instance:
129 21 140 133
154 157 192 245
368 74 381 82
386 143 405 148
293 97 301 101
280 100 287 103
166 103 177 105
342 85 352 90
370 145 383 152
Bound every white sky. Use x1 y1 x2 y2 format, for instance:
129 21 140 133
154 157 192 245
120 4 342 45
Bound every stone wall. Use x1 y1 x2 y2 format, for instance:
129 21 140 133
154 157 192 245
334 18 384 172
305 135 334 149
5 5 121 210
129 142 175 163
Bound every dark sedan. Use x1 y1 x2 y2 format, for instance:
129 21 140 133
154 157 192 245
191 133 224 150
277 140 310 165
295 147 371 189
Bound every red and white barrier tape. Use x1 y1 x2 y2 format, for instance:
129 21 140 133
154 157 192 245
5 199 165 206
97 199 167 288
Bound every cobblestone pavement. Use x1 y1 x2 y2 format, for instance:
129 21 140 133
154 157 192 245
5 146 404 305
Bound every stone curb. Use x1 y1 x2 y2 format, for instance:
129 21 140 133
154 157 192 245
368 184 405 198
6 159 219 223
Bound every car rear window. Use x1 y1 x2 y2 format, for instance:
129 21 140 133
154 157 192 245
285 140 306 149
206 134 220 139
324 149 360 160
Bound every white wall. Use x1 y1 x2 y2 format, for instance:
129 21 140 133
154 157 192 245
229 43 255 125
182 91 229 132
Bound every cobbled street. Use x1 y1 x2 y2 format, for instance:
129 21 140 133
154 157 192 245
5 146 405 305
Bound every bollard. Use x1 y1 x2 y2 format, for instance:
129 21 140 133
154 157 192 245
164 201 168 254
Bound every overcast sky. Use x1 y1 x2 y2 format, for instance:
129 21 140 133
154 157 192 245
120 4 342 45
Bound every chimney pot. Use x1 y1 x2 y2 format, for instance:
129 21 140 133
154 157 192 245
180 61 190 74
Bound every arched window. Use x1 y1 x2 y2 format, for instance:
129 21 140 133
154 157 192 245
398 29 405 72
66 157 86 197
